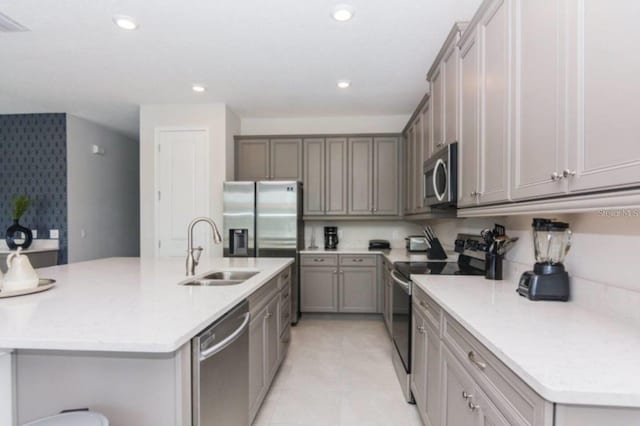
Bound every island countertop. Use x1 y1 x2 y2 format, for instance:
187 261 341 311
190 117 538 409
0 257 293 353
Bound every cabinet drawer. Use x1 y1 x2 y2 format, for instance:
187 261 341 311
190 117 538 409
278 267 292 289
300 254 338 266
248 277 279 317
280 295 291 332
339 254 377 267
443 314 551 425
412 284 442 333
280 282 291 301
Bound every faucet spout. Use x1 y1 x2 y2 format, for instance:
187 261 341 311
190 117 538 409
186 217 223 276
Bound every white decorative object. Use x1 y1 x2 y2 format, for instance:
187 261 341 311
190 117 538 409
4 247 39 291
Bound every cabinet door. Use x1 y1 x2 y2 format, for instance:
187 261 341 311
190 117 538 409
326 138 348 215
411 307 427 421
441 346 479 426
443 42 461 146
566 0 640 193
404 129 415 214
265 295 280 381
270 139 302 180
303 138 325 215
348 137 374 214
339 266 378 313
511 0 568 200
373 137 399 215
432 68 445 152
459 30 481 207
478 0 510 205
236 139 270 180
413 119 425 212
424 322 442 426
475 387 511 426
420 101 433 212
300 267 338 312
249 306 267 417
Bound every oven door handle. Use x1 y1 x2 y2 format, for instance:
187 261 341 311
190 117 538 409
391 270 412 295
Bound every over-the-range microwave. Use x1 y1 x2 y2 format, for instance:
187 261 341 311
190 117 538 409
423 142 458 208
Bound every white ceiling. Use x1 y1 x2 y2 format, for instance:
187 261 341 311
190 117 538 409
0 0 482 138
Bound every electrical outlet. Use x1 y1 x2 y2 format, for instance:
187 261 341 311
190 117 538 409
31 229 38 239
49 229 59 239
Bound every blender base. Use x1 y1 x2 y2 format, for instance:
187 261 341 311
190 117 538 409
518 269 570 301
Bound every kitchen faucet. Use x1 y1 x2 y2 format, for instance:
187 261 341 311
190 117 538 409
186 217 223 276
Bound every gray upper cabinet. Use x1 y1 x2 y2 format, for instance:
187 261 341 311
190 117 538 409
236 139 270 181
303 138 325 215
565 0 640 194
373 137 399 215
270 139 302 180
510 0 568 200
325 138 348 215
235 138 302 181
348 137 374 214
428 23 465 153
404 128 415 214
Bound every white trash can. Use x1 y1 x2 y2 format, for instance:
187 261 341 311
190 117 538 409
22 411 109 426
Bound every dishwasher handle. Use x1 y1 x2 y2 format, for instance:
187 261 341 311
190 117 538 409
199 312 251 361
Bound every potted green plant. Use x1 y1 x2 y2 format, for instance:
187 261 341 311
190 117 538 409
6 195 33 250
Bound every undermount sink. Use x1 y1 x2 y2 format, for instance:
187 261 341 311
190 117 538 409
180 270 259 286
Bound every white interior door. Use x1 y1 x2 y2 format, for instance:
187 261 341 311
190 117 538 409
155 128 209 257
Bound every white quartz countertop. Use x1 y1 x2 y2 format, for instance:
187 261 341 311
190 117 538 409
300 247 456 263
0 257 292 353
411 274 640 408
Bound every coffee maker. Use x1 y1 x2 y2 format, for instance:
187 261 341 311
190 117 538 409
324 226 339 250
518 218 571 301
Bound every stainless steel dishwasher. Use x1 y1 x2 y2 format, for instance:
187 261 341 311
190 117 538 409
192 300 250 426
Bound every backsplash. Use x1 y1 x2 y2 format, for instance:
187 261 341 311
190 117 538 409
303 221 424 249
0 113 68 264
427 213 640 326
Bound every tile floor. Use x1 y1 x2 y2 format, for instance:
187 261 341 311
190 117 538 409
252 314 423 426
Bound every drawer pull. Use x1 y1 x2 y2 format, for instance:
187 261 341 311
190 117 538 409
282 291 290 299
468 400 480 411
419 300 430 311
283 274 290 280
468 351 487 370
314 258 325 262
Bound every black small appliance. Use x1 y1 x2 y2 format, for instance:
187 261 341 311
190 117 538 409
324 226 339 250
369 239 390 250
518 218 571 301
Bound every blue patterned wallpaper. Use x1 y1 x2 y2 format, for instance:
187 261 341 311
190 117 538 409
0 113 68 264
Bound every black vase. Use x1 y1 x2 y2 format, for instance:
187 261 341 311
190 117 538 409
5 220 33 250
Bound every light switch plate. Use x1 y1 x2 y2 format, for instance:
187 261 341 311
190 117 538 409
49 229 59 239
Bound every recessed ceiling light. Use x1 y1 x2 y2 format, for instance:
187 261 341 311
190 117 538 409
337 80 351 89
192 84 206 93
332 4 355 22
113 15 138 30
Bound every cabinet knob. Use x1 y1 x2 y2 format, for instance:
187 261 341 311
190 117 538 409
470 191 477 197
418 325 426 334
468 400 480 411
551 171 564 182
265 312 273 319
563 169 576 178
462 391 472 400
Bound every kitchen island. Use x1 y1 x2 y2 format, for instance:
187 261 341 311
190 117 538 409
0 256 293 425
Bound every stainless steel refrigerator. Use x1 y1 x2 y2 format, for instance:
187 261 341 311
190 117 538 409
223 181 303 324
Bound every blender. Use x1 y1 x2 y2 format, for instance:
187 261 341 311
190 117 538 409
518 218 572 301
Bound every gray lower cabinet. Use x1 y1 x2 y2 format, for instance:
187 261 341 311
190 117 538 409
235 138 302 181
300 254 379 314
339 266 378 313
441 345 478 426
300 266 339 312
248 270 291 423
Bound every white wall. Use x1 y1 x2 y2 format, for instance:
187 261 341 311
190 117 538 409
240 114 410 135
139 104 237 258
66 115 139 263
304 220 423 250
225 106 240 180
423 213 640 326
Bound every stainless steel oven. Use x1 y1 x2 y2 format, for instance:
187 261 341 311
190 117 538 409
423 142 458 208
390 269 413 403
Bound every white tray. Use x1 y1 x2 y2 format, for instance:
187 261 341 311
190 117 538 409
0 279 56 299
